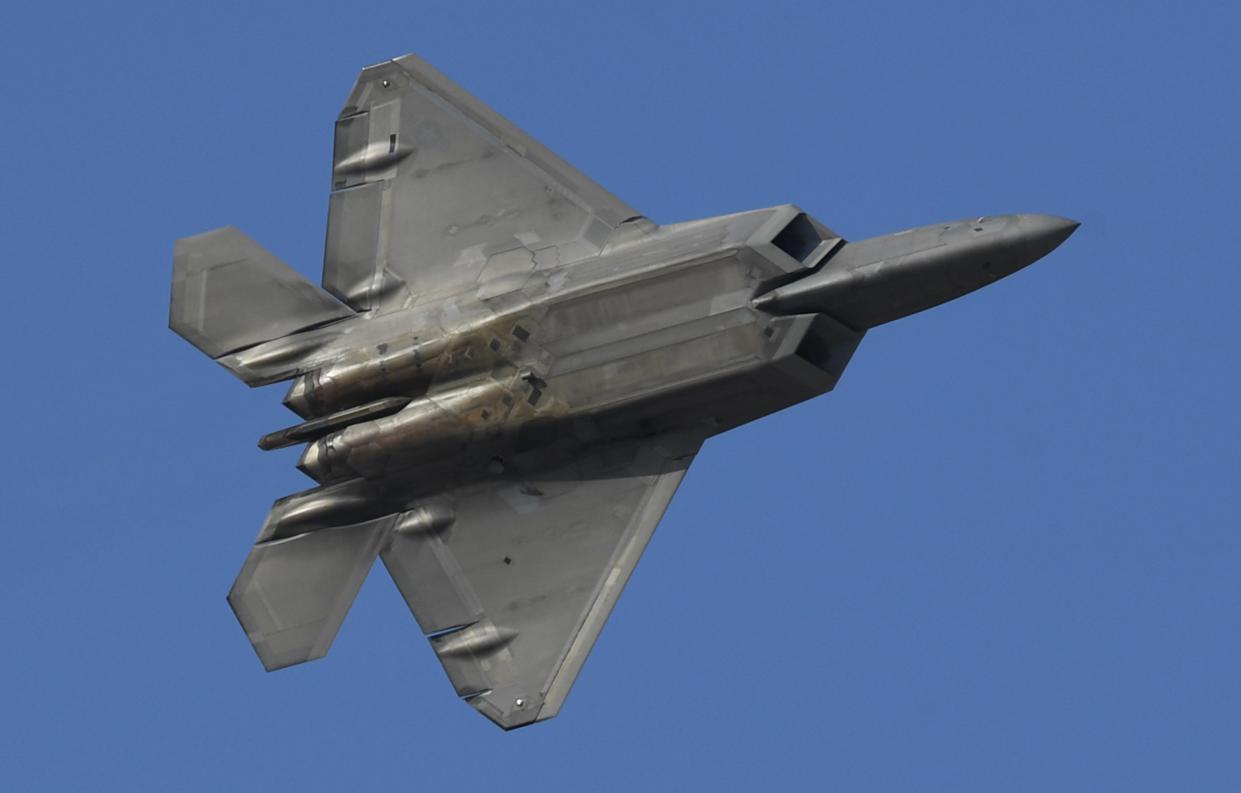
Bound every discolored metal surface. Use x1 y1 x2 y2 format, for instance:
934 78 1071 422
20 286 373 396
169 53 1078 730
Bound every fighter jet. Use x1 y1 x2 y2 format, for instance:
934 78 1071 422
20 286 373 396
170 53 1078 730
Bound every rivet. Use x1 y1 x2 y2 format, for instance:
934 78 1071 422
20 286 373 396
514 698 525 708
381 79 391 88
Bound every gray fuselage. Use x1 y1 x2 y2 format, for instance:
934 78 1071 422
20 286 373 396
242 205 1075 542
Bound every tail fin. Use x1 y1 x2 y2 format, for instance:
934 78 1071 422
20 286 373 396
170 227 354 381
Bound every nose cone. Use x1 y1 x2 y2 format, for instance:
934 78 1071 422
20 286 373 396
752 212 1080 328
1010 213 1080 265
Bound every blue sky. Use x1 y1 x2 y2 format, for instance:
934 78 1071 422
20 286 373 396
1 1 1237 790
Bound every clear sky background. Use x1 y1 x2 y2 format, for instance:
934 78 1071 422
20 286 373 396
1 1 1237 790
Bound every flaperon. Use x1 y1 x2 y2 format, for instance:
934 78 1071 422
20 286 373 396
170 53 1078 729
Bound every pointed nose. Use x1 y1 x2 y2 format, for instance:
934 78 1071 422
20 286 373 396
1011 214 1080 262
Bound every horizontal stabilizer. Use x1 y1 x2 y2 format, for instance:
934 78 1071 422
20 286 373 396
171 227 354 363
228 517 391 671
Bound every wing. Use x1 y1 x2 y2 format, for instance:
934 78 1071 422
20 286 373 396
324 53 641 311
381 434 699 729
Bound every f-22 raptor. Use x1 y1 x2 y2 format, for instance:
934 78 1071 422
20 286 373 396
170 53 1078 729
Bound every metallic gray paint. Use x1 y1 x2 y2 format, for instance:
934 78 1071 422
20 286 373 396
170 53 1078 730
